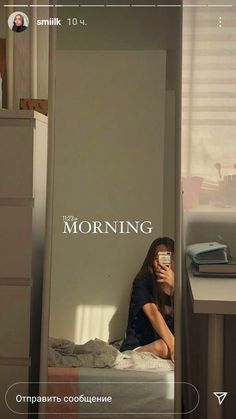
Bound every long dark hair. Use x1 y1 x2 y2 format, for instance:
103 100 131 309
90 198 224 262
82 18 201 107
137 237 175 315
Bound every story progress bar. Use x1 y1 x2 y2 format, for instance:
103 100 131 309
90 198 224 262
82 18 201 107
3 4 233 8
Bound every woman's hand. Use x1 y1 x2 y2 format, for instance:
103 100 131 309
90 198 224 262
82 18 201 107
169 342 175 363
156 264 175 292
167 336 175 363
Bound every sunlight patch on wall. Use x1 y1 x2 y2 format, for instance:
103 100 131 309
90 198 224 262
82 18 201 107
74 304 117 344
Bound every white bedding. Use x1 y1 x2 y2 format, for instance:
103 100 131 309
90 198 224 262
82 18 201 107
48 338 174 418
49 337 174 372
78 367 174 418
114 349 173 372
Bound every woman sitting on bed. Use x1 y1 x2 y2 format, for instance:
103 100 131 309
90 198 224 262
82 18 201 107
120 237 175 362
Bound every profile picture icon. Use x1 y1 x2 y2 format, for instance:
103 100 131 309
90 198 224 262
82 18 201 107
8 12 29 33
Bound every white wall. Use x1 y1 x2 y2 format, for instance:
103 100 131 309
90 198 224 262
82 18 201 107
47 6 181 345
49 49 166 343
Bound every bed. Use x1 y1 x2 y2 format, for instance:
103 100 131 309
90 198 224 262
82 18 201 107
46 366 174 419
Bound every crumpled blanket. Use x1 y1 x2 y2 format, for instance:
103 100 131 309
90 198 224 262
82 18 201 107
48 338 174 372
48 337 122 368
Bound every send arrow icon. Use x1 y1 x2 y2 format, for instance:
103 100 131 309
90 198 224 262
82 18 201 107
213 392 228 405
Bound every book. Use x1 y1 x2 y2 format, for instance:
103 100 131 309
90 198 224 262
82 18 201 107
192 259 236 274
190 259 236 278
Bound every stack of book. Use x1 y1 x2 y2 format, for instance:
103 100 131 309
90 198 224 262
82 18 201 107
191 259 236 277
187 242 236 277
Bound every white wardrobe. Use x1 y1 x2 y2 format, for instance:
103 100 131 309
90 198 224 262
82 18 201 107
0 110 48 418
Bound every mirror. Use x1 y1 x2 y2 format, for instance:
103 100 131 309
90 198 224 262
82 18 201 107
44 4 182 417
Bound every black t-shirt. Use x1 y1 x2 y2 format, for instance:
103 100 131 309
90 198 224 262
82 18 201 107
120 273 174 351
12 25 27 32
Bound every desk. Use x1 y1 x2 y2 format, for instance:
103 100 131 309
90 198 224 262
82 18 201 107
187 263 236 419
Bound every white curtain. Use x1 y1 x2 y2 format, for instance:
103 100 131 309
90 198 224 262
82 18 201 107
182 0 236 211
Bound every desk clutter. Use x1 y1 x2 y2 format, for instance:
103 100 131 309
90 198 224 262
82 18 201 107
187 242 236 277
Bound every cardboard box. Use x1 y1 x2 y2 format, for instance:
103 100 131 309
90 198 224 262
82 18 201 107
19 98 48 116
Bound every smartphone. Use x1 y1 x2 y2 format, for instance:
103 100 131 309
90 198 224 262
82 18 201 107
158 251 171 266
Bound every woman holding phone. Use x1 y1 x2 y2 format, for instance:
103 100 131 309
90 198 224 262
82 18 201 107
120 237 175 362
